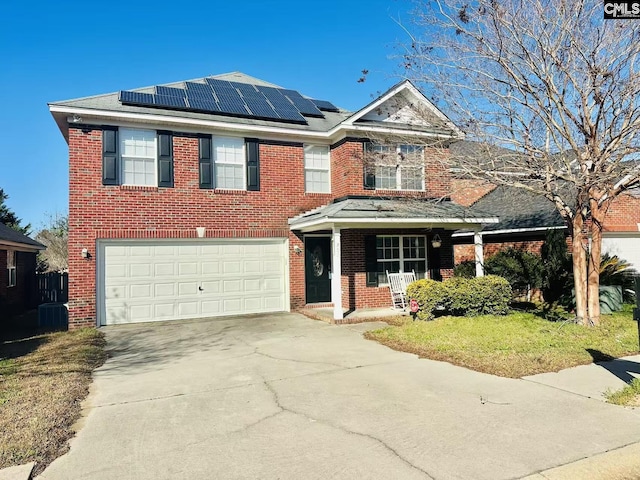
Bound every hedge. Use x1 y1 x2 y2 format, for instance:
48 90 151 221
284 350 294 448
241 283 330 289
406 275 511 320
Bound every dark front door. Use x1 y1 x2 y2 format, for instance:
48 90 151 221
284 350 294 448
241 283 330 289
305 236 331 303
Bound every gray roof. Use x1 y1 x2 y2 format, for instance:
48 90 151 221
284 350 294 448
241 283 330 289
289 196 498 229
0 223 45 249
449 140 525 173
472 186 565 232
49 71 351 134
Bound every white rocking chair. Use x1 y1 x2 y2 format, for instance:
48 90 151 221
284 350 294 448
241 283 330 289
386 270 417 310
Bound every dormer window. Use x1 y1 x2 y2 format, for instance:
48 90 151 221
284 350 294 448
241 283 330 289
364 144 425 191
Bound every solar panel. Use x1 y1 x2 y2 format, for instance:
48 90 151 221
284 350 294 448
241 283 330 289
209 84 249 115
119 90 155 106
217 99 250 115
185 82 215 100
282 89 324 116
210 84 242 101
187 97 221 112
243 96 280 119
312 99 339 112
256 86 306 121
156 85 187 97
154 95 188 108
119 80 315 124
205 78 234 90
230 81 261 98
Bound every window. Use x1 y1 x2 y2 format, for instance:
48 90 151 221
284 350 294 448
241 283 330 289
376 236 427 285
7 250 16 287
213 137 245 190
366 144 425 191
304 145 330 193
120 129 157 186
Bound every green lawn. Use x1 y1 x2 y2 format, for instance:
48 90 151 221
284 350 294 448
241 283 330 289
605 378 640 406
365 305 639 378
0 328 106 475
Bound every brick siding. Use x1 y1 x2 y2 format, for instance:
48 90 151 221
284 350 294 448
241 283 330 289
68 127 454 327
602 192 640 232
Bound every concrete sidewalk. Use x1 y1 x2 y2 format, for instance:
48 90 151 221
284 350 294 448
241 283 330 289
0 463 34 480
35 313 640 480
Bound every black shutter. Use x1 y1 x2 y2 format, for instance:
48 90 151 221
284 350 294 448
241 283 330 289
102 128 119 185
364 167 376 190
199 135 213 189
364 235 378 286
363 142 375 189
157 131 173 188
245 138 260 191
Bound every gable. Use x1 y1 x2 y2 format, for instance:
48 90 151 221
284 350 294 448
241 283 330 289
344 81 463 139
358 90 443 128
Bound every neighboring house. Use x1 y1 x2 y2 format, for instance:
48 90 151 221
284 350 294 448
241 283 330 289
453 185 567 262
49 72 496 328
451 143 640 272
0 223 45 318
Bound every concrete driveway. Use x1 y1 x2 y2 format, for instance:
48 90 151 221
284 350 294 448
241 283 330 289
38 313 640 480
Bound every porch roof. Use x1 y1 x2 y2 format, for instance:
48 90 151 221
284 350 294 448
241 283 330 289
288 196 499 232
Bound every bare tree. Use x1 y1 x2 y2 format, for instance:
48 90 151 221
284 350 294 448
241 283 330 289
36 214 68 273
391 0 640 325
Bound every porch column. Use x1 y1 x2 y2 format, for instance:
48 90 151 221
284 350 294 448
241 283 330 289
474 231 485 277
331 226 343 320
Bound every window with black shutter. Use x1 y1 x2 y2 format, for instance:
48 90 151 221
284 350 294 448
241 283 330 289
102 128 119 185
245 138 260 191
198 135 213 189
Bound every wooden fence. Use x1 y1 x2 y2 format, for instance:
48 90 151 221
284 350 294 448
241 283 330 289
37 272 69 304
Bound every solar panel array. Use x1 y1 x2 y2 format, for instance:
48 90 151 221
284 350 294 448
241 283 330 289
118 78 339 124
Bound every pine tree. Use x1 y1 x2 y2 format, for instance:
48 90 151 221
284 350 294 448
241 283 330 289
0 188 30 234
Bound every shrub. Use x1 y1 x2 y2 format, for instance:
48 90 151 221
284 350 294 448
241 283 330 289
442 276 477 315
474 275 512 315
407 279 447 321
453 260 476 278
485 248 543 298
406 275 511 320
600 253 638 303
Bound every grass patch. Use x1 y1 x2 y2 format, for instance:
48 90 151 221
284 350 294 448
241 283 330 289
365 305 639 378
605 378 640 406
0 328 106 475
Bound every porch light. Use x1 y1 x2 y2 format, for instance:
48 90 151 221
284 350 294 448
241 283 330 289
431 234 442 249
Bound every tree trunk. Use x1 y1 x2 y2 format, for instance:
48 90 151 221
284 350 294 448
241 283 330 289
571 216 588 325
587 206 604 326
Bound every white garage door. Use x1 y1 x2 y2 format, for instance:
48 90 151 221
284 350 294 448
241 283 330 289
99 239 288 325
602 234 640 274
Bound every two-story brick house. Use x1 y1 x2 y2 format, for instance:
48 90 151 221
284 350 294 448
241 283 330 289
49 72 495 328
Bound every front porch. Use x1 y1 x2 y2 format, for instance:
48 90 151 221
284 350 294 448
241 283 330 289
289 196 498 320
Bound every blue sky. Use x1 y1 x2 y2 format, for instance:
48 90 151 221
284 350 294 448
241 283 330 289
0 0 414 232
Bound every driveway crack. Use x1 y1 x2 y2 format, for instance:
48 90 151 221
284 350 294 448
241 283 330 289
262 380 436 479
253 349 346 369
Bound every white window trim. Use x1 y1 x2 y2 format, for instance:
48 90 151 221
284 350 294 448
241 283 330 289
369 144 426 192
376 235 427 285
7 250 16 287
120 128 157 187
304 145 331 194
213 136 246 191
